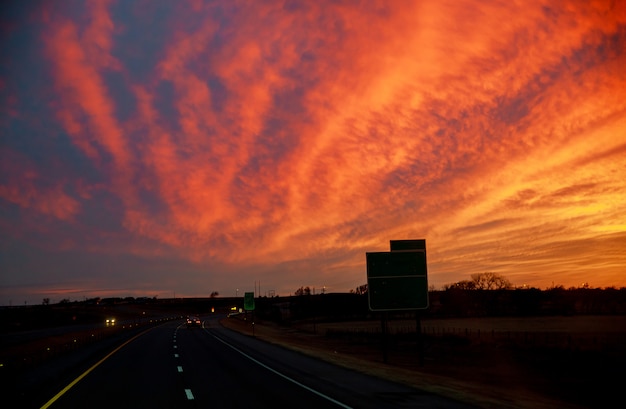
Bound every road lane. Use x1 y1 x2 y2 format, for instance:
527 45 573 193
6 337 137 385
39 315 476 408
41 318 345 408
201 317 476 409
45 322 186 409
170 320 348 408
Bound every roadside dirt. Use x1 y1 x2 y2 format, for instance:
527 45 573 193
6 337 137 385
219 316 616 409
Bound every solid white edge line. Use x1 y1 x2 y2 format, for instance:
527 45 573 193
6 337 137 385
185 389 194 400
209 331 352 409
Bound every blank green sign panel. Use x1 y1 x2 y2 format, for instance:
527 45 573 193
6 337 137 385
367 251 429 311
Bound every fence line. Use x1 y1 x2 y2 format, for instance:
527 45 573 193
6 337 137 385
320 324 626 352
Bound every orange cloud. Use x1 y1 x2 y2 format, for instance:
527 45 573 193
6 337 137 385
13 0 624 298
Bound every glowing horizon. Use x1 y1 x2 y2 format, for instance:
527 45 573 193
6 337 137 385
1 0 625 305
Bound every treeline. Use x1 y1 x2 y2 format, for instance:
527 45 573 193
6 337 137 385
430 272 626 316
255 286 626 324
431 287 626 316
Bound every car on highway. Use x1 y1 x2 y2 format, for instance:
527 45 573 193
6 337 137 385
186 316 202 328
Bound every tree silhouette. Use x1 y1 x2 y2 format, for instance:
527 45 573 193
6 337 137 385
470 272 512 290
352 284 368 295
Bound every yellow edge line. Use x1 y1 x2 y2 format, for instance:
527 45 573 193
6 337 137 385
40 327 154 409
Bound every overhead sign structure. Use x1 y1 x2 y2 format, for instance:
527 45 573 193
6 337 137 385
244 292 255 311
366 240 429 311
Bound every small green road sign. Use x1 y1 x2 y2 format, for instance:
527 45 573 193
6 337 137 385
366 250 429 311
244 292 255 311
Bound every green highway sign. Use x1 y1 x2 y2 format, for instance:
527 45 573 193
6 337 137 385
390 239 425 251
366 249 429 311
244 292 255 311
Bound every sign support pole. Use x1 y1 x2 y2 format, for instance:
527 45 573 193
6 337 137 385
416 310 424 367
381 312 389 363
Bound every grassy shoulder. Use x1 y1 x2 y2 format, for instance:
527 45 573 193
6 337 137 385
219 315 587 409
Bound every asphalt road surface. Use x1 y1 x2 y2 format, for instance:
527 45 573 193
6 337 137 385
31 315 476 408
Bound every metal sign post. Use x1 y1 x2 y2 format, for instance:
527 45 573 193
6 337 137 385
366 239 429 365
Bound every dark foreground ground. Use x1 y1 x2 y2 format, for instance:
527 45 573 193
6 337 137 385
2 309 624 409
221 315 626 409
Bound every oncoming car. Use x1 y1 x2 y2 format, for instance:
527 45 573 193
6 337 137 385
105 318 116 326
186 316 202 328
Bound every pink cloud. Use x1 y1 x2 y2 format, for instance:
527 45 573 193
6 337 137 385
0 148 80 221
8 0 622 298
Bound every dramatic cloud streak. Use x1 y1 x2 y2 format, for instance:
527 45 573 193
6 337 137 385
1 0 625 304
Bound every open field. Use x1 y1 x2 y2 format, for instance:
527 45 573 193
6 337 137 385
220 315 626 409
301 315 626 352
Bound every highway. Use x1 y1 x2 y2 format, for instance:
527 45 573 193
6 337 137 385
31 315 476 408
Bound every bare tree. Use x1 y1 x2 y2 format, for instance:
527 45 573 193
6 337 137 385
444 280 476 290
353 284 368 295
470 272 512 290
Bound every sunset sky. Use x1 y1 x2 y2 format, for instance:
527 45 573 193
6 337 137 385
1 0 625 305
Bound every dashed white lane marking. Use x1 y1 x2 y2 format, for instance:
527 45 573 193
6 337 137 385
173 345 177 349
185 389 194 400
174 353 179 358
177 366 183 373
